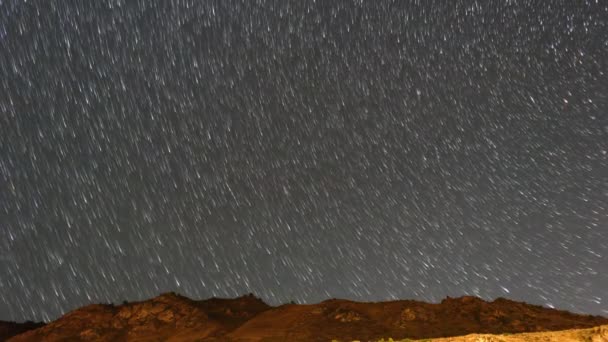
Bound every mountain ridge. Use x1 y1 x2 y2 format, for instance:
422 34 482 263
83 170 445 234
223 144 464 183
7 293 608 341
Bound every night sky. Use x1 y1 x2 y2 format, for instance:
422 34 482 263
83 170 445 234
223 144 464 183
1 0 607 322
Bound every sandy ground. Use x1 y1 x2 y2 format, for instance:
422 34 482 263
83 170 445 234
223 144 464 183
396 324 608 342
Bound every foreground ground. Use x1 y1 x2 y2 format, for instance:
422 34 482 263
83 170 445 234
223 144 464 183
374 324 608 341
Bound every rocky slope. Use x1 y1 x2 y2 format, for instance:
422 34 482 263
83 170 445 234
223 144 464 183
9 294 608 341
10 292 269 342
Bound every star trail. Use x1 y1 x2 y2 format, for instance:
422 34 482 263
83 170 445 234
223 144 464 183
0 0 607 322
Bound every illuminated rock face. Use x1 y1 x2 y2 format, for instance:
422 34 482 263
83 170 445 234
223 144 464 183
9 295 608 342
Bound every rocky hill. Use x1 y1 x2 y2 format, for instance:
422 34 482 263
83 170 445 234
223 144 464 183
9 294 608 341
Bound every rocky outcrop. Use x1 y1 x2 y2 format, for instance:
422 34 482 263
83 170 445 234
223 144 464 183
9 294 608 341
11 293 225 341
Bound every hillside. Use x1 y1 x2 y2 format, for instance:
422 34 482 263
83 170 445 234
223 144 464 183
9 294 608 341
